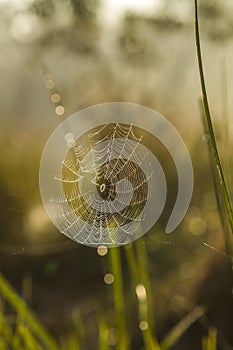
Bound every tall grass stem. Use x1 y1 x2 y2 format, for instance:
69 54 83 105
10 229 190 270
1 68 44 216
194 0 233 235
194 0 233 268
0 274 60 350
109 247 130 350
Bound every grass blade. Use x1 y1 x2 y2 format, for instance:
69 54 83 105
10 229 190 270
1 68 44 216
194 0 233 271
219 53 232 197
194 0 233 234
124 241 160 350
18 322 43 350
124 244 139 285
202 328 217 350
98 318 110 350
135 239 155 330
198 98 232 248
0 273 60 350
0 302 15 348
0 339 8 350
109 247 130 350
160 306 205 350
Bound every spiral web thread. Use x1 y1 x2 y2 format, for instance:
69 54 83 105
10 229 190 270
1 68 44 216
51 123 152 245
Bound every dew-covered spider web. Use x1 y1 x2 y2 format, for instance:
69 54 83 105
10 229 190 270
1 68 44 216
0 101 220 260
39 102 193 247
50 123 162 246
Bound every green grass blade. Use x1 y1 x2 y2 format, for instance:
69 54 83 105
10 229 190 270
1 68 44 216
194 0 233 278
199 96 233 274
194 0 233 237
109 247 130 350
220 54 229 151
124 244 139 285
160 306 205 350
0 306 15 348
62 333 80 350
135 239 160 350
0 338 8 350
22 274 33 305
0 273 60 350
13 317 23 349
135 239 155 331
18 322 44 350
219 53 233 202
202 328 217 350
198 98 232 243
98 318 110 350
124 241 160 350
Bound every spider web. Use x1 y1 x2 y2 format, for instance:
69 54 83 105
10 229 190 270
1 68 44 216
53 123 153 246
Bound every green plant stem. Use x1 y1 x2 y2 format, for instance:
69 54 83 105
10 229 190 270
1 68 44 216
125 241 160 350
135 239 155 332
194 0 233 271
124 245 138 285
0 273 60 350
98 318 110 350
109 247 130 350
219 53 232 193
202 328 217 350
194 0 233 236
160 306 205 350
198 98 233 257
0 306 15 348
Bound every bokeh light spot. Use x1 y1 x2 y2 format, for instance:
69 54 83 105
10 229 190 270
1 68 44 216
203 191 217 210
136 284 147 302
65 133 75 148
104 273 114 285
51 93 61 103
11 13 40 43
97 245 108 256
46 79 55 90
169 294 186 312
188 217 207 236
139 321 148 331
55 105 65 116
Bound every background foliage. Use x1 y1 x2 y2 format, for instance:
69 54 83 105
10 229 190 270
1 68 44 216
0 0 233 349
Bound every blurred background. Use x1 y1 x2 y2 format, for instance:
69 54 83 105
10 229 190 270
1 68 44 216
0 0 233 349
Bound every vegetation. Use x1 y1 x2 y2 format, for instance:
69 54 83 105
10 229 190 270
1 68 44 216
0 0 233 349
